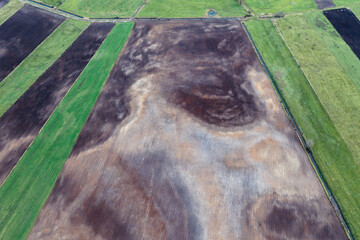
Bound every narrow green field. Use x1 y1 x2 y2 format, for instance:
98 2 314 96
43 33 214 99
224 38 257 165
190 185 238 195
39 0 143 17
0 0 23 25
304 11 360 92
0 20 88 118
137 0 247 18
244 0 316 13
273 15 360 238
334 0 360 6
0 22 134 240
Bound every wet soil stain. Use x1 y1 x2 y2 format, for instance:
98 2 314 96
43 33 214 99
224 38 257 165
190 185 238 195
0 5 65 81
324 8 360 59
0 22 114 185
313 0 335 9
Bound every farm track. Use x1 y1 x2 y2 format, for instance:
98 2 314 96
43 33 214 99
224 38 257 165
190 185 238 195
28 19 346 240
0 22 114 185
0 5 64 81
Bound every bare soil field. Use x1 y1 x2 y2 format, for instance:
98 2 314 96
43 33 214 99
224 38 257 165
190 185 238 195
29 20 346 240
324 8 360 59
0 5 64 82
314 0 335 9
0 23 113 185
0 0 9 9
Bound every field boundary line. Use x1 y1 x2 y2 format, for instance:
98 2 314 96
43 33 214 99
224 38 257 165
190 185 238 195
0 24 113 190
242 21 354 240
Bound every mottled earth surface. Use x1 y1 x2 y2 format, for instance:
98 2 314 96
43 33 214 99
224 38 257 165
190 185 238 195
29 20 346 240
313 0 335 9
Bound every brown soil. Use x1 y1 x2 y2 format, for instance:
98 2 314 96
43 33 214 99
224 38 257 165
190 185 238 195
29 20 346 240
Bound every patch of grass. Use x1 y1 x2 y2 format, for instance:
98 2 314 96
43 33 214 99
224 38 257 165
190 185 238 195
350 3 360 17
0 20 89 118
304 11 360 92
244 0 316 13
334 0 360 6
0 22 134 240
137 0 247 18
38 0 143 17
274 15 360 238
0 0 23 25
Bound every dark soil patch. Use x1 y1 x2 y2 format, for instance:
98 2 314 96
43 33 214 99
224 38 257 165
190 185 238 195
0 5 65 82
0 0 9 9
313 0 335 9
324 8 360 59
0 22 114 185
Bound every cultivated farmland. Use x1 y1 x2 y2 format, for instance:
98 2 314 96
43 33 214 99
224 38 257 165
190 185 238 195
0 0 23 25
244 0 317 13
0 0 9 9
275 14 360 238
137 0 247 18
27 20 345 240
0 5 64 81
0 22 113 185
38 0 144 17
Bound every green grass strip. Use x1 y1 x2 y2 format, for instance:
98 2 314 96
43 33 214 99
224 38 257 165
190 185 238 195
0 0 23 25
304 11 360 92
271 16 360 238
243 0 316 14
0 22 134 240
137 0 247 18
0 20 89 118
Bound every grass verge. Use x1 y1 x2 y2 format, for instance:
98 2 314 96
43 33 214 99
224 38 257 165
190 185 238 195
0 22 134 240
0 0 23 25
137 0 247 18
38 0 143 17
244 0 316 14
0 19 89 118
269 15 360 238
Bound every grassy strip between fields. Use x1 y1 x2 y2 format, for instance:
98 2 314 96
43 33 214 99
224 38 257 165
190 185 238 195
243 0 316 14
0 22 134 240
137 0 247 18
304 11 360 93
0 0 23 25
0 20 89 118
271 15 360 238
39 0 143 17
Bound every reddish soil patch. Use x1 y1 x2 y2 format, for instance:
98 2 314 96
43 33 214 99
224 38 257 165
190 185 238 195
0 5 65 81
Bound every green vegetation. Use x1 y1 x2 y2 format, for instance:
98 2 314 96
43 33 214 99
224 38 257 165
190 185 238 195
0 20 89 118
244 0 316 13
246 18 360 240
305 11 360 92
0 22 134 240
273 15 360 238
350 3 360 17
137 0 247 18
334 0 360 6
0 0 23 25
39 0 143 17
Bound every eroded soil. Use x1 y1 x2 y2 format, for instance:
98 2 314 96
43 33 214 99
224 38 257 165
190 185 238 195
0 5 64 81
0 23 114 185
29 20 346 240
313 0 335 9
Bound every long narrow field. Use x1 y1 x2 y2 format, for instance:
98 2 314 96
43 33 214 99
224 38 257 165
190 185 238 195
0 19 89 118
38 0 143 17
0 0 9 9
0 23 133 240
137 0 247 18
244 0 317 13
246 18 360 240
27 20 345 240
0 23 113 185
0 0 23 25
323 8 360 59
304 11 360 92
275 14 360 238
0 5 64 81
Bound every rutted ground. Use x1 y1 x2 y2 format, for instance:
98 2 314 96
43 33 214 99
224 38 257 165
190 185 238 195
0 23 113 185
0 5 64 81
29 20 346 240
